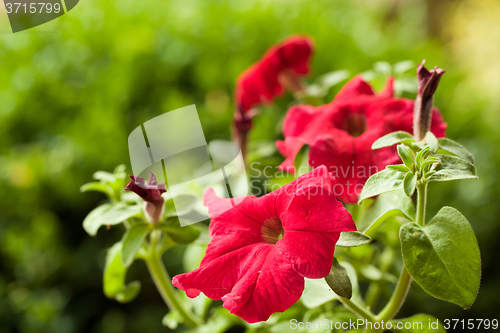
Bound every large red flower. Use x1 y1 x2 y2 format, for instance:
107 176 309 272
235 35 314 113
276 76 447 203
172 166 356 323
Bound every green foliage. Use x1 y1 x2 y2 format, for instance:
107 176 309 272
400 207 481 308
158 218 201 245
121 223 151 266
336 231 371 247
325 258 352 299
437 138 475 164
358 169 406 203
372 131 415 149
83 202 141 236
428 155 477 182
103 243 141 303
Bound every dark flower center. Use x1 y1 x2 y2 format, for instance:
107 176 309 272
262 217 285 244
341 113 367 137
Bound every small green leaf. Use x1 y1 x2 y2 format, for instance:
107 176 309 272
115 281 141 303
80 182 111 195
387 164 410 173
294 144 311 176
400 207 481 308
420 157 440 170
358 169 406 203
424 132 439 153
438 138 475 164
415 147 431 168
121 223 152 266
403 172 417 197
336 231 371 247
428 155 477 182
360 190 415 233
103 242 141 302
372 131 414 149
397 145 415 171
158 218 200 245
392 314 446 332
83 203 141 236
325 258 352 299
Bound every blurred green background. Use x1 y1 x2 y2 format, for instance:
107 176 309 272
1 0 499 332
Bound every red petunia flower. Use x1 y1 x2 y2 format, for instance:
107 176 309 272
125 172 166 224
276 75 447 203
172 166 356 323
235 35 314 113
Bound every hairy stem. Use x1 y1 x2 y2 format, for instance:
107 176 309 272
145 232 201 328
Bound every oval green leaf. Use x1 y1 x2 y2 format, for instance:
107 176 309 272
438 138 475 164
400 207 481 308
83 203 141 236
358 169 406 203
403 172 417 197
121 223 152 266
372 131 415 149
428 155 477 182
336 231 371 247
325 258 352 299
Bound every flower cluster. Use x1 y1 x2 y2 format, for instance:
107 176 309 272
173 166 356 323
276 76 447 203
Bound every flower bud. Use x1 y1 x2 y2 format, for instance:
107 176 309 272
125 172 166 225
413 60 445 141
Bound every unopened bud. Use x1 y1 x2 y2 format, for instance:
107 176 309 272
413 60 445 141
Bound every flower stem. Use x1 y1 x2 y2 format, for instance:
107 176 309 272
145 232 201 328
416 182 428 226
338 297 377 322
375 266 412 322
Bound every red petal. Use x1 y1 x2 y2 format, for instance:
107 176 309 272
333 75 375 103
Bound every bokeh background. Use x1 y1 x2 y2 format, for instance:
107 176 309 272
1 0 499 332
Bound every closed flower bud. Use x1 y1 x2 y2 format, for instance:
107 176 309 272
125 172 166 225
413 60 445 141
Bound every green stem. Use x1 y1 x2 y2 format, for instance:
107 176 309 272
416 182 427 226
376 266 412 321
145 233 201 329
338 296 377 322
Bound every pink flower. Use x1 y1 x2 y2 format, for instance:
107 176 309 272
125 172 166 224
235 35 314 113
276 75 447 203
172 166 356 323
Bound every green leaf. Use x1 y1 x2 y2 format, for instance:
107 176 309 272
420 157 440 171
438 138 475 164
80 182 111 195
424 132 439 153
103 242 141 303
403 172 417 197
372 131 414 149
115 281 141 303
158 218 200 245
392 314 446 333
415 147 431 168
301 261 359 308
360 190 415 233
397 145 415 170
325 258 352 299
294 144 311 177
387 164 410 173
400 207 481 308
358 169 406 203
336 231 371 247
83 203 141 236
428 155 477 182
121 223 152 266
